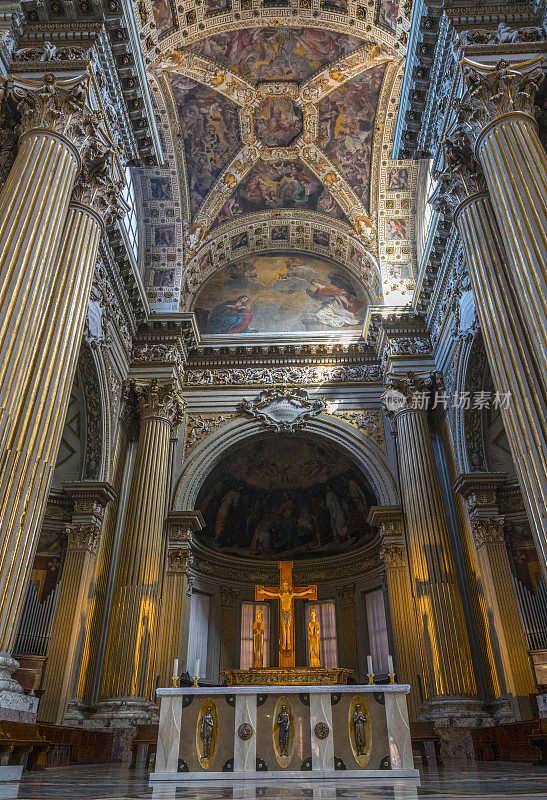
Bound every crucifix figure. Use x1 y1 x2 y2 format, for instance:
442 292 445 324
255 561 317 668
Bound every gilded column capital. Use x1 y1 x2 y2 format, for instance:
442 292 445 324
470 516 506 550
460 56 545 145
71 141 127 228
220 586 240 608
382 371 440 415
336 584 355 607
65 521 101 556
12 72 91 155
126 379 185 427
454 472 506 516
166 548 194 575
379 542 408 569
430 119 488 219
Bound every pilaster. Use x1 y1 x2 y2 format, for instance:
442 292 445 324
156 510 203 687
370 505 422 719
335 584 358 677
455 472 537 720
219 586 240 674
38 482 116 724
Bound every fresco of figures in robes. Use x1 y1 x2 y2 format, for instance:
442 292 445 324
192 254 368 334
196 435 377 558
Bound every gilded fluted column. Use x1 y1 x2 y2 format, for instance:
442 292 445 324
461 57 547 387
100 380 184 711
219 587 240 674
385 374 478 713
370 506 422 719
156 511 203 687
455 474 536 720
0 102 125 697
38 483 116 724
335 584 358 676
432 122 547 585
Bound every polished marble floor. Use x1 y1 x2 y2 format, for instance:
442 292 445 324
0 762 545 800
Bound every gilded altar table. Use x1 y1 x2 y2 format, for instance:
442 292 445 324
152 683 418 783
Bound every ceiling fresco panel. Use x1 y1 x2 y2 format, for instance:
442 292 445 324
318 63 387 212
186 28 366 84
168 75 242 217
216 160 349 223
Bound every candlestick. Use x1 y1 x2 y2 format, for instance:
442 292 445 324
367 655 374 685
387 655 393 674
173 658 179 676
193 658 200 687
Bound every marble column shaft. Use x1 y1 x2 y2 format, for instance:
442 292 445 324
390 386 477 700
101 381 184 703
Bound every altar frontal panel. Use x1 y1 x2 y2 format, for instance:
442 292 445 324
178 695 235 771
331 692 389 770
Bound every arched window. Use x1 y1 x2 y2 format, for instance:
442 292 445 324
121 165 139 262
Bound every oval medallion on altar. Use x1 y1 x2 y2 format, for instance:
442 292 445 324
272 696 295 768
348 695 372 767
196 698 219 770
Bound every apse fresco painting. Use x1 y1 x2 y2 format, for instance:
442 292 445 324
192 254 368 334
216 161 348 222
188 28 365 83
196 435 377 558
318 64 387 211
168 76 241 217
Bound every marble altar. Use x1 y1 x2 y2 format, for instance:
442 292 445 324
152 684 418 783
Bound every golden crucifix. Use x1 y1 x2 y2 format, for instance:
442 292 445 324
255 561 317 668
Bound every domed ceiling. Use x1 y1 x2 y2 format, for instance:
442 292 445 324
134 5 419 317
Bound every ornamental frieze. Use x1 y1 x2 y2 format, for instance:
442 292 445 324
184 364 383 386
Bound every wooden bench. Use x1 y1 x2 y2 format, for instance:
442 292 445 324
0 721 49 770
472 719 544 762
410 720 441 770
130 724 158 770
528 718 547 765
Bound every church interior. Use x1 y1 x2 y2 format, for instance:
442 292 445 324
0 0 545 795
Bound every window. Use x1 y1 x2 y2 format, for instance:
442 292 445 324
305 601 337 668
187 592 209 678
365 589 389 674
240 602 270 669
121 166 139 262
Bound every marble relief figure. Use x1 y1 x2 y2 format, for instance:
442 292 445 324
193 255 368 334
197 433 377 558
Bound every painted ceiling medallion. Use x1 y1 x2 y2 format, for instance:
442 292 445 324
241 387 325 432
255 97 303 147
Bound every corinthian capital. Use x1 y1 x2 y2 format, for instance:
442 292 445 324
13 71 91 145
460 56 545 141
133 378 185 426
382 371 440 414
430 118 488 218
66 522 101 556
471 516 506 549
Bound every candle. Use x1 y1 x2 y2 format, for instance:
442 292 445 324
173 658 179 677
367 655 373 674
387 655 393 674
194 658 200 677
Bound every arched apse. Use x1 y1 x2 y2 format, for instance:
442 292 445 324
173 415 398 518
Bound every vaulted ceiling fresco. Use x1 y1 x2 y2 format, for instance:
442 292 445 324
187 28 366 83
137 5 419 314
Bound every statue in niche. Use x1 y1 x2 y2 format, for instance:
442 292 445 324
308 608 321 668
353 703 367 756
277 705 291 757
200 706 214 759
253 608 265 668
